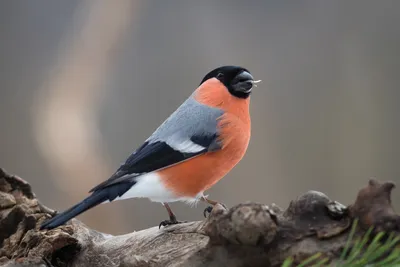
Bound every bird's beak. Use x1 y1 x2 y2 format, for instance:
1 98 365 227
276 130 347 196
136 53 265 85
232 71 261 93
251 80 262 87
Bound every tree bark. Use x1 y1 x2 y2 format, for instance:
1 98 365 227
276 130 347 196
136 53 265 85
0 168 399 267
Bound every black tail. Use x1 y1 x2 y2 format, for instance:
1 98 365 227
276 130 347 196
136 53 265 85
40 190 109 230
40 181 135 230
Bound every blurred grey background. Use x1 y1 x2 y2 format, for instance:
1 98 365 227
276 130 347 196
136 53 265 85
1 0 399 234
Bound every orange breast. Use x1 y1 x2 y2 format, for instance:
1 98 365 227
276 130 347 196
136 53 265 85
158 78 251 197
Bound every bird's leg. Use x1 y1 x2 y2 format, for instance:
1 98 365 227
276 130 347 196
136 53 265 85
201 196 226 217
164 203 178 222
159 203 183 228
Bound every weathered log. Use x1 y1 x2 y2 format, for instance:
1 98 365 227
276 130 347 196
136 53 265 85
0 168 398 267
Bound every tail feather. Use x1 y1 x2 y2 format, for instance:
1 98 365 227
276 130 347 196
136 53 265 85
40 191 108 230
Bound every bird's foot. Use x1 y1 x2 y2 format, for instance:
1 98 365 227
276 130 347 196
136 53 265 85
203 203 227 218
203 206 213 218
159 217 185 229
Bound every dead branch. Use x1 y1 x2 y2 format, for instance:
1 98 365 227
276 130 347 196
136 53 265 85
0 168 399 267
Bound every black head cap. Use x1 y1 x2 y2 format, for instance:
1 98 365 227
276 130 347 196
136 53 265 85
200 66 256 99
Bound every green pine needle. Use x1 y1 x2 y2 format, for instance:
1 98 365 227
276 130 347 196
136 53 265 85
282 258 294 267
282 219 400 267
296 253 323 267
340 219 359 261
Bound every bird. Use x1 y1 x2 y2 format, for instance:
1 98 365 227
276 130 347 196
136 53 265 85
40 65 260 230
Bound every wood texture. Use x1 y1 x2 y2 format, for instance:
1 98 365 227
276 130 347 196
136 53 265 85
0 168 399 267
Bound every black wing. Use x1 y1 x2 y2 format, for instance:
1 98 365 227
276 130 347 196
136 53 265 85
89 135 220 193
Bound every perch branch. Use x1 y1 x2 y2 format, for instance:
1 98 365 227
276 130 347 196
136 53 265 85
0 168 399 267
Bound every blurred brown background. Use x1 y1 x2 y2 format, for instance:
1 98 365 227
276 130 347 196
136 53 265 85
1 0 399 234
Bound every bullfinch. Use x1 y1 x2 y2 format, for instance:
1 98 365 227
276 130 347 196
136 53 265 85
41 65 259 230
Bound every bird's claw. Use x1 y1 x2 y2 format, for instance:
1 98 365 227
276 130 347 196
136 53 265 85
158 219 183 229
203 206 213 218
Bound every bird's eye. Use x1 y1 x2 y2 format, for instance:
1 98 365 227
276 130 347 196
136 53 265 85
216 73 224 79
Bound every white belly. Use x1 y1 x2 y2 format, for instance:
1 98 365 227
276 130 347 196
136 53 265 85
111 172 202 205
